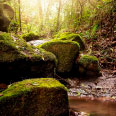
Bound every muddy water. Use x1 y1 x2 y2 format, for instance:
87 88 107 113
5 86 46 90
69 96 116 116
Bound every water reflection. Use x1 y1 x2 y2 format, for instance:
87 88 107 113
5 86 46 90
69 96 116 116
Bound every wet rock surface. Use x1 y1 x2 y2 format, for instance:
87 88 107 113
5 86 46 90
28 39 49 46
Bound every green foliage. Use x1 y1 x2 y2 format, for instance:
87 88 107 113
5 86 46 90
83 24 99 39
3 0 114 38
91 24 99 38
8 20 19 33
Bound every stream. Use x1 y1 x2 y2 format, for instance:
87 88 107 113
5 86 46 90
67 70 116 116
69 96 116 116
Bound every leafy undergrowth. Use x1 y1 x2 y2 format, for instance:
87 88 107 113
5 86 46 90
92 36 116 70
85 11 116 71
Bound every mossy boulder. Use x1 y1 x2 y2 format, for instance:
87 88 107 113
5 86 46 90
39 40 80 73
0 78 69 116
56 32 85 51
77 55 101 76
0 32 57 83
22 32 39 42
0 4 14 32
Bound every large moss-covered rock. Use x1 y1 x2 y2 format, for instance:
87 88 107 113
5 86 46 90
0 78 69 116
0 32 57 83
77 55 101 77
39 40 80 73
56 32 85 51
0 4 14 32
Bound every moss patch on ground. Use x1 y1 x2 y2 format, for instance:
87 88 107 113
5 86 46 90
0 78 69 116
39 40 80 73
55 32 85 51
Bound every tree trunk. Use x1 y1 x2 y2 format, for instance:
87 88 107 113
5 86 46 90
14 0 17 21
18 0 21 32
56 0 61 32
38 0 43 30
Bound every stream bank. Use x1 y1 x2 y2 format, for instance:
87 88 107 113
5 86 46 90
68 69 116 116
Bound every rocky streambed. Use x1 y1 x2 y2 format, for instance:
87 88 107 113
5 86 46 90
0 70 116 116
68 69 116 116
0 32 116 116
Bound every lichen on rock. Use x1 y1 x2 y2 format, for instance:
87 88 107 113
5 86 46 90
39 40 80 73
0 78 69 116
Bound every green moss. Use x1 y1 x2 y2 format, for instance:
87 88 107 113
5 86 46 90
79 55 98 64
39 40 80 72
21 32 39 42
0 78 69 116
0 32 57 63
0 78 67 101
0 33 26 61
78 55 100 75
55 32 71 39
56 32 85 51
0 32 17 50
38 48 57 64
39 39 80 48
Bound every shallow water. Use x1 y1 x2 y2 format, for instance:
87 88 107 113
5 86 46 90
69 96 116 116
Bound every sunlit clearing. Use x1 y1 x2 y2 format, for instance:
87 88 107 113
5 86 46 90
21 0 57 23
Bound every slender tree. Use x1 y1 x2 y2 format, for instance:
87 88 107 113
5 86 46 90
18 0 21 31
56 0 61 32
38 0 43 30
